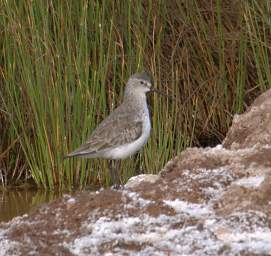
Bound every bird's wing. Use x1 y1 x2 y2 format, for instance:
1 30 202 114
90 118 143 150
66 114 143 157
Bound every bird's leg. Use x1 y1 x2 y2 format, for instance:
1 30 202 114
109 160 115 184
115 160 121 185
109 160 121 189
109 160 118 186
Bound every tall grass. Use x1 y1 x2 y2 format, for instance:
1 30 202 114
0 0 271 189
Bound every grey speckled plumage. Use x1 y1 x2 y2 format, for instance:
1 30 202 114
65 72 153 160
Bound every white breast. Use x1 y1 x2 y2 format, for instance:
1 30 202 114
105 112 151 160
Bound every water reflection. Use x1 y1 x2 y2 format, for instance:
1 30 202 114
0 189 64 222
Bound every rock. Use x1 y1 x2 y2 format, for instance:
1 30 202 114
1 89 271 255
125 174 159 189
223 89 271 149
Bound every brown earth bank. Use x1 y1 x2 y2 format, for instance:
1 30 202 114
1 89 271 255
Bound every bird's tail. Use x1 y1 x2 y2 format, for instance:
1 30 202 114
63 150 95 160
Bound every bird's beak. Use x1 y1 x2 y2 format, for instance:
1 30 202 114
150 87 168 97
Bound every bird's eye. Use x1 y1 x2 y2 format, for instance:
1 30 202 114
140 81 144 85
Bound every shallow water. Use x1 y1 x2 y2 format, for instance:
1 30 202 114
0 188 64 222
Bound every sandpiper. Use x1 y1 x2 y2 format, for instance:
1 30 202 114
65 72 159 184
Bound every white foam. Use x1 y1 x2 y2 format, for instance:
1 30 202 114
233 176 265 188
163 199 212 217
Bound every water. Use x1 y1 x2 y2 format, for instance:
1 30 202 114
0 188 64 222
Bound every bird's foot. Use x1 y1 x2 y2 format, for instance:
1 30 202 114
111 184 124 190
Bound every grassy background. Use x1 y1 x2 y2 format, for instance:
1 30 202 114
0 0 270 190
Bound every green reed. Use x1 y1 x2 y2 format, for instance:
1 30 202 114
1 0 271 189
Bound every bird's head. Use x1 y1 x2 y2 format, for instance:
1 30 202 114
125 72 153 95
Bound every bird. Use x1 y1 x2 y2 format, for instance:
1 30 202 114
65 72 160 185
